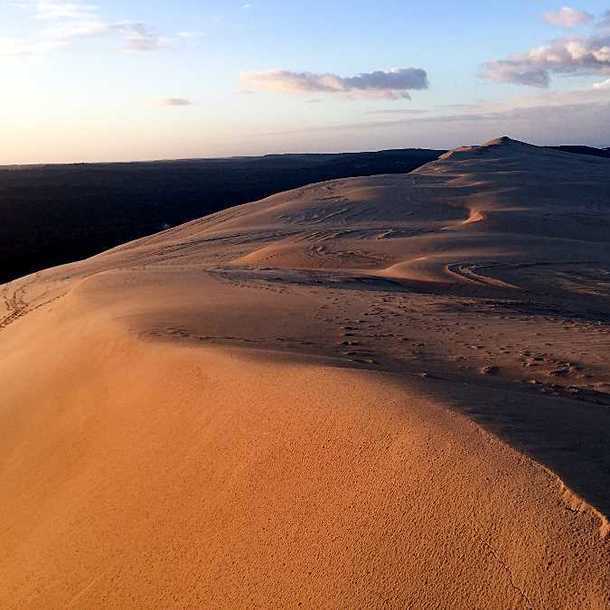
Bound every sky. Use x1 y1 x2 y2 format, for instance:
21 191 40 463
2 0 610 163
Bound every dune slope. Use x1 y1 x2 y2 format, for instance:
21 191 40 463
1 137 610 608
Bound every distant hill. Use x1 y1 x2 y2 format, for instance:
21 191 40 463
550 145 610 159
0 149 442 284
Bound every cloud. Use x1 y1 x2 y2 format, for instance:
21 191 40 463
0 35 64 56
482 60 551 87
544 6 593 28
482 32 610 87
113 23 167 52
241 68 429 100
35 0 98 20
162 97 193 106
2 0 168 56
365 108 428 115
434 103 481 111
42 19 111 43
593 77 610 89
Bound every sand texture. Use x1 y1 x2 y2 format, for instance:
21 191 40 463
1 137 610 608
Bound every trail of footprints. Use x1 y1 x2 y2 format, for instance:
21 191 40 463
168 271 610 406
316 284 610 405
0 279 67 332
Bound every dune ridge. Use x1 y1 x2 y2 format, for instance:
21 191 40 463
1 137 610 608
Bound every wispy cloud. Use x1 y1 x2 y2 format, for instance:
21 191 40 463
593 77 610 89
115 23 167 52
365 108 428 115
241 67 429 100
35 0 99 20
2 0 169 56
0 35 63 56
544 6 593 28
162 97 193 106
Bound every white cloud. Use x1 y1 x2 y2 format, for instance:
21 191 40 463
2 0 169 56
113 23 167 52
43 19 109 42
241 68 429 100
593 77 610 89
35 0 98 20
482 33 610 87
544 7 593 28
0 35 64 56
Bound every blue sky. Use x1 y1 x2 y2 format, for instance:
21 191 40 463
2 0 610 163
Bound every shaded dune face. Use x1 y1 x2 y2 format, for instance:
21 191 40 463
1 138 610 608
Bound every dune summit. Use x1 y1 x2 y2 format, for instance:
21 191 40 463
1 138 610 608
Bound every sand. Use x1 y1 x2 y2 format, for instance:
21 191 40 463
1 137 610 608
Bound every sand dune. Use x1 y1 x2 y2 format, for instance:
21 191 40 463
1 137 610 608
